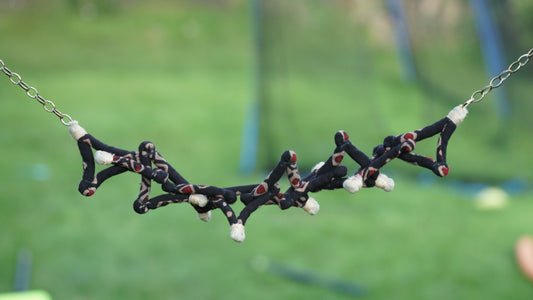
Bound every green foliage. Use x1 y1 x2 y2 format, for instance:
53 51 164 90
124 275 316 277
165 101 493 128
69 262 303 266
0 1 532 299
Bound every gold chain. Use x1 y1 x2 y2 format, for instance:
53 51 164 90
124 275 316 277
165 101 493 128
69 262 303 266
0 59 73 126
2 48 532 124
463 48 533 107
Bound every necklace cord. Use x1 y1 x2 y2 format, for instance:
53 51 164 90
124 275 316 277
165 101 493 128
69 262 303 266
0 48 530 242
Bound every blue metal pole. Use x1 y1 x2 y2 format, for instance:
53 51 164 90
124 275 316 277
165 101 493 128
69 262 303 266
386 0 417 81
469 0 510 118
239 0 263 173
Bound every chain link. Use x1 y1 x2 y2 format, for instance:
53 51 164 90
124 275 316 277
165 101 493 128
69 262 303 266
464 48 533 107
0 59 73 126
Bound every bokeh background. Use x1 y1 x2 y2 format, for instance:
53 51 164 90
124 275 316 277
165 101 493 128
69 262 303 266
1 0 533 299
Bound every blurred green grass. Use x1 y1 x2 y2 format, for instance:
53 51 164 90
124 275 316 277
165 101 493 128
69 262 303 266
1 1 533 299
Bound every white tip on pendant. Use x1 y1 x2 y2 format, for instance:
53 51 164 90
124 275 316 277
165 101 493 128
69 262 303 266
311 162 325 173
68 120 88 140
94 150 114 165
189 194 208 207
230 223 245 242
197 211 211 222
302 197 320 215
447 105 468 125
375 173 395 192
343 174 363 194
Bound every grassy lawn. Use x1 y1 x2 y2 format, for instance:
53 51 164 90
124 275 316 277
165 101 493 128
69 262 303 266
1 1 533 299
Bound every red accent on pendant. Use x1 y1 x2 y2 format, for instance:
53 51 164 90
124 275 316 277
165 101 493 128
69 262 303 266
335 155 343 163
291 153 297 163
134 164 141 172
182 186 193 194
113 155 119 161
256 185 266 194
277 193 284 198
442 167 449 176
404 133 414 140
368 170 375 176
292 179 299 186
87 190 94 196
343 131 349 141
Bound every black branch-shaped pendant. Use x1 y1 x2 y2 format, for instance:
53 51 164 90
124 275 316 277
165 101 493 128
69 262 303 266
68 105 467 242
